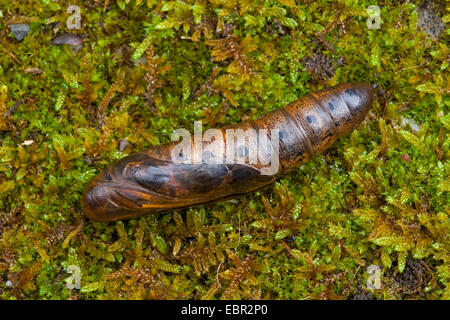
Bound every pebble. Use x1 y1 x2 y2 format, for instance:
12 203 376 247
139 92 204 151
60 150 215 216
119 139 130 152
25 67 43 75
52 33 83 46
402 154 412 162
401 117 421 134
21 140 34 146
9 24 30 41
52 33 84 52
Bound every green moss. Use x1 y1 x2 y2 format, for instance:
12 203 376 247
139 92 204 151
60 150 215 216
0 0 448 299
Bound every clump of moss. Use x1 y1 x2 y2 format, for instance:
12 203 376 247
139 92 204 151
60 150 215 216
302 51 343 82
0 0 448 300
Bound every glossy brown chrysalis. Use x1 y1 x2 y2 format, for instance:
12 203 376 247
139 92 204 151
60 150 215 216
82 83 375 221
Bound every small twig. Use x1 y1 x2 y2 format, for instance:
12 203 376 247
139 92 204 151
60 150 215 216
351 265 362 282
280 240 297 258
62 219 85 248
216 261 222 285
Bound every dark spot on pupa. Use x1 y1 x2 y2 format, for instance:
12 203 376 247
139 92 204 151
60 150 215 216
328 101 335 111
203 151 214 162
306 115 316 124
343 89 362 111
105 173 112 181
279 130 287 141
231 166 254 184
237 145 248 157
133 166 141 174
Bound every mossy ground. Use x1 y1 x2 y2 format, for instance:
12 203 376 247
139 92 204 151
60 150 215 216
0 0 448 300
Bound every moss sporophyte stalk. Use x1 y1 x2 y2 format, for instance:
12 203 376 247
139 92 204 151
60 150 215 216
0 0 448 300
